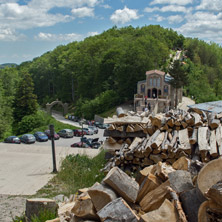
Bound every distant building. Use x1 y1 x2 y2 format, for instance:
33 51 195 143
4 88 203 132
134 70 182 112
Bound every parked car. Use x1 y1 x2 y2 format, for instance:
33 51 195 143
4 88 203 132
44 130 60 140
73 129 86 137
4 136 21 144
94 122 100 127
97 123 109 129
88 126 98 134
34 131 48 142
83 128 93 135
70 141 90 148
81 137 101 149
58 129 74 138
20 134 36 144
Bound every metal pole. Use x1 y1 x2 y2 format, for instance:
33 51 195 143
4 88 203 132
49 124 57 173
81 120 83 147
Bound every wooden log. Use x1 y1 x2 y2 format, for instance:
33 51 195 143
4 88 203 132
151 132 165 149
108 124 116 131
185 113 194 126
167 118 174 128
216 124 222 148
103 167 139 203
26 198 58 222
209 130 218 157
134 124 144 132
172 156 190 171
149 154 162 164
71 194 98 220
97 197 139 222
128 137 143 152
142 157 154 166
168 170 194 194
190 112 203 127
125 138 132 145
141 199 177 222
160 152 168 159
116 125 124 132
178 129 191 154
107 137 116 144
180 188 205 222
88 182 118 212
126 124 135 132
209 112 220 130
136 165 156 185
205 181 222 207
155 162 175 181
181 121 188 129
104 130 146 138
198 127 210 153
116 107 126 118
189 128 197 145
136 173 161 202
168 130 178 150
167 187 188 222
140 180 170 212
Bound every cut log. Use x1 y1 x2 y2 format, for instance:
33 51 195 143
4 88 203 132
136 165 156 185
185 113 194 126
151 132 165 149
168 130 178 150
141 199 177 222
189 128 197 145
149 154 162 164
178 129 191 154
209 112 220 130
103 167 139 203
191 112 203 127
108 124 116 131
140 180 170 212
172 156 190 171
128 137 143 152
104 130 146 138
180 188 205 222
126 124 135 132
26 198 58 222
134 124 144 132
198 127 210 153
116 107 126 118
116 125 124 132
97 197 139 222
168 170 194 194
209 130 218 157
71 194 98 220
155 162 175 181
136 173 161 202
167 118 174 128
216 125 222 148
88 182 118 212
205 181 222 207
107 137 116 144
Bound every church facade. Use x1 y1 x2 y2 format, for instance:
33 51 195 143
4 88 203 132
134 70 182 113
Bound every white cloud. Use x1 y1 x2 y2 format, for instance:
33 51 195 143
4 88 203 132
110 6 140 24
155 15 165 22
196 0 222 11
144 5 191 13
150 0 192 6
71 7 94 18
0 28 25 41
168 15 184 24
177 11 222 43
100 4 111 9
87 31 99 37
35 32 82 41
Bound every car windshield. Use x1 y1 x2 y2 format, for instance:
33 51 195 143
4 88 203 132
66 129 72 132
26 135 34 138
37 132 45 136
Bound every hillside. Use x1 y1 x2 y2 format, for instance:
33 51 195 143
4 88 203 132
0 63 17 69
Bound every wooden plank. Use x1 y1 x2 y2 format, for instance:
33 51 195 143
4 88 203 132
103 167 139 203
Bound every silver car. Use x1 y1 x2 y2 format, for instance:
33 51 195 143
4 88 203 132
57 129 74 138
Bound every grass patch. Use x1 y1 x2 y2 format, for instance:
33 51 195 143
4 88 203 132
99 106 117 118
36 150 107 198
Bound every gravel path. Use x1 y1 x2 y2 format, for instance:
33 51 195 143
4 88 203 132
0 195 26 222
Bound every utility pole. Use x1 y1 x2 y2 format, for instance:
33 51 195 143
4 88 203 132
49 124 57 173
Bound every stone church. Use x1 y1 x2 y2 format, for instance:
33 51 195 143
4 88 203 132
134 70 182 113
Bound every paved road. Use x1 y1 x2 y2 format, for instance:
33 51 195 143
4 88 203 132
0 115 105 195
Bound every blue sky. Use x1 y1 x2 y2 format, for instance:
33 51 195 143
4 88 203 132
0 0 222 64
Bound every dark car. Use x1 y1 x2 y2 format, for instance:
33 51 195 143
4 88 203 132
58 129 74 138
81 137 101 149
20 134 36 144
97 123 109 129
34 131 48 142
73 129 86 137
83 128 93 135
88 126 98 134
70 141 90 148
4 136 21 144
44 130 60 140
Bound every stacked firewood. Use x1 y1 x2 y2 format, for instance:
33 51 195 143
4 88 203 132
46 158 222 222
103 107 222 174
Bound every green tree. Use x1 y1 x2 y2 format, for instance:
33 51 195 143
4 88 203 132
13 71 38 122
168 60 188 107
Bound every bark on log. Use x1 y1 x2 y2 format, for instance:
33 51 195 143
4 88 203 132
209 112 220 130
198 127 210 152
140 180 170 212
191 112 203 127
116 107 126 118
103 167 139 203
205 181 222 207
151 132 165 149
136 165 156 185
168 170 194 194
209 130 218 157
88 182 118 212
189 128 197 145
97 197 139 222
178 129 191 154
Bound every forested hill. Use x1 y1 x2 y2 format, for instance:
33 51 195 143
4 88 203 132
0 63 17 69
1 25 222 121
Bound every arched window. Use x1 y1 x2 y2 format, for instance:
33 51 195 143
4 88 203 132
141 84 145 93
158 89 161 96
153 78 156 87
148 89 151 98
157 78 160 87
149 78 152 86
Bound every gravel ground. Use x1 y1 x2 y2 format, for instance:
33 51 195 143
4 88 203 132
0 195 26 222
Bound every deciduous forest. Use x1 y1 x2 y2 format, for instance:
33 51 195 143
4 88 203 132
0 25 222 138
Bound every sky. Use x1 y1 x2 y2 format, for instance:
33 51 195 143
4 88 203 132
0 0 222 64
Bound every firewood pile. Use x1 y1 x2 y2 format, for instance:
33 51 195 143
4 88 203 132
46 158 222 222
103 107 222 174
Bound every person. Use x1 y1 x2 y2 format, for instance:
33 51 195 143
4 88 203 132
145 107 148 112
148 102 151 111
